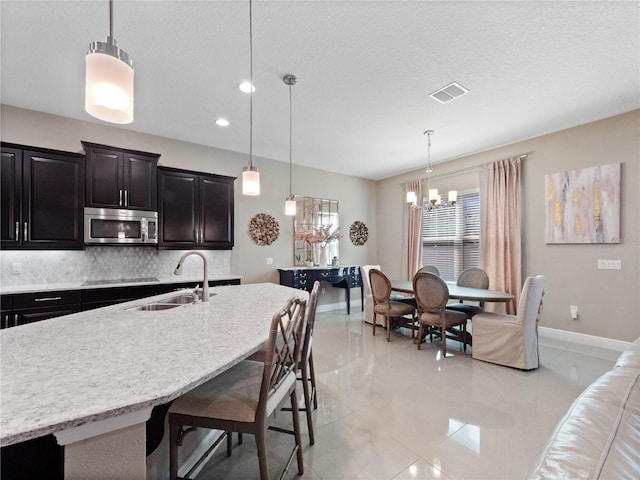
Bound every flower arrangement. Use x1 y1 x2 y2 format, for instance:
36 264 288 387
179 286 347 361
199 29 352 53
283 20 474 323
295 225 342 265
295 225 342 247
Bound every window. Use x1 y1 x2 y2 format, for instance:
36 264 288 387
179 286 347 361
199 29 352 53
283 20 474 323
421 190 480 282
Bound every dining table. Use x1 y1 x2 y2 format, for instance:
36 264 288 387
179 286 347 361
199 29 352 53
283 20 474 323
390 279 515 346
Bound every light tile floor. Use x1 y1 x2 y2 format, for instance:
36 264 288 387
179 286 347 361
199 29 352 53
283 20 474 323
193 310 620 480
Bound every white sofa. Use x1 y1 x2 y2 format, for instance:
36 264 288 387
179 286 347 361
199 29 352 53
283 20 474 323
529 337 640 479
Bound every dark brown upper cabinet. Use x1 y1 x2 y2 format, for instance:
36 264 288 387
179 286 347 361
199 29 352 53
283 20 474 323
1 143 84 250
82 141 159 211
158 167 235 250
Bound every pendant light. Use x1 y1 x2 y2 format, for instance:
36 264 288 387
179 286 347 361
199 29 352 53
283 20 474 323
85 0 134 124
283 74 297 215
242 0 260 196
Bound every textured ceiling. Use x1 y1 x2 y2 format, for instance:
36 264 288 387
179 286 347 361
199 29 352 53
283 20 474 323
1 1 638 180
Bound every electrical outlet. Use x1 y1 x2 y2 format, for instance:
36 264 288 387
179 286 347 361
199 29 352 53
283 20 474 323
321 287 326 294
11 263 21 275
570 305 579 319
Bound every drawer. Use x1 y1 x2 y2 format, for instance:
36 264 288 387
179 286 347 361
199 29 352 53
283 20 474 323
13 290 81 310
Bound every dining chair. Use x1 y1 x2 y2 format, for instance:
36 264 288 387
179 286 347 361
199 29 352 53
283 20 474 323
280 280 320 445
418 265 440 276
167 296 307 480
369 268 417 341
413 271 469 357
446 267 489 319
472 275 545 370
361 264 385 326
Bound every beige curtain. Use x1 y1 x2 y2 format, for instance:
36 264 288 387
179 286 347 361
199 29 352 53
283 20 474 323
402 179 423 281
479 157 521 314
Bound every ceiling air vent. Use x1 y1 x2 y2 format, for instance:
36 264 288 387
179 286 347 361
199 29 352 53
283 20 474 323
429 81 469 104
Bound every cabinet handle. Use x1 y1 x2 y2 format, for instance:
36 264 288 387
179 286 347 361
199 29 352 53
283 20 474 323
34 296 62 302
119 189 123 207
15 222 19 241
23 222 28 241
124 190 128 207
3 314 8 329
14 313 18 326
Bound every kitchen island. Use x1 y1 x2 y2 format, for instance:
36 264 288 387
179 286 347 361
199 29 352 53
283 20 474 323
0 282 306 479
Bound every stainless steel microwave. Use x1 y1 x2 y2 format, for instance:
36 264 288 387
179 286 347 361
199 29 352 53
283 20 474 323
84 207 158 245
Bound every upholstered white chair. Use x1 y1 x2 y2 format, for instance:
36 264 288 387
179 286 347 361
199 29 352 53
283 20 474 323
472 275 545 370
361 265 384 326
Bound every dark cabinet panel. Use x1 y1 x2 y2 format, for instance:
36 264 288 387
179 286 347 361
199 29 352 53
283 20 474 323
83 142 159 211
1 143 84 250
1 148 22 245
24 151 83 245
159 167 234 249
200 175 234 248
126 153 158 210
158 168 199 246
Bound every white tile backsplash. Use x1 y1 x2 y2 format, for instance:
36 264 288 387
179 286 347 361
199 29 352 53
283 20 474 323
0 247 231 287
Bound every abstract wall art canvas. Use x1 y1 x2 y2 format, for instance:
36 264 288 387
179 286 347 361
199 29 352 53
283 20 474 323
545 163 620 244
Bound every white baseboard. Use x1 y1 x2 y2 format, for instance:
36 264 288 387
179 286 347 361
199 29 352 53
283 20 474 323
538 326 632 352
316 300 363 314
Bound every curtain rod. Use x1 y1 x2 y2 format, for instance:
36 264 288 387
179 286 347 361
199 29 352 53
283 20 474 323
400 153 529 187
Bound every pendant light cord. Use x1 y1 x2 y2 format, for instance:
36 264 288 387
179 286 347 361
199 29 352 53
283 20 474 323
108 0 113 39
289 81 292 196
248 0 253 168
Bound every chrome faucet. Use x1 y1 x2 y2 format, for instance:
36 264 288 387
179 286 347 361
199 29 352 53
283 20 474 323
174 250 209 302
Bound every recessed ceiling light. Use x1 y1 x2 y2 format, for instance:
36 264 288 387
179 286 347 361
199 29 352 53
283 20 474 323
216 118 230 127
239 82 255 93
429 81 469 104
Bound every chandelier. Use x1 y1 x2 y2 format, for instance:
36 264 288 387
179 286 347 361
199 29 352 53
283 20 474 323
407 130 457 210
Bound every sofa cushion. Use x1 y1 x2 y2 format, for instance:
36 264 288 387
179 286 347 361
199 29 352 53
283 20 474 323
529 342 640 480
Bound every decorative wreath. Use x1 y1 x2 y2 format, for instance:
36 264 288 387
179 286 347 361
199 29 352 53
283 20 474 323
249 213 280 246
349 221 369 246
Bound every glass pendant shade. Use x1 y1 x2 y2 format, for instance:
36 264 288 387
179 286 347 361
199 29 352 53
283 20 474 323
448 190 458 204
285 196 296 216
429 188 439 203
85 40 134 124
242 166 260 196
406 191 417 205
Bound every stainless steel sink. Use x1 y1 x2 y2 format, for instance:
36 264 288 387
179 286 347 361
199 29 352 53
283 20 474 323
125 292 216 311
131 303 182 311
158 294 199 305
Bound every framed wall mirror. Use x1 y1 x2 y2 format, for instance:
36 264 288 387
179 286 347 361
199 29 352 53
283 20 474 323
294 196 339 266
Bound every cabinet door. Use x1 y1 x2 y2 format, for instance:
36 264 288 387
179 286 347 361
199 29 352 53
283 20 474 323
23 150 84 249
158 169 199 247
124 153 158 211
14 306 81 326
200 174 234 249
85 146 122 208
1 148 22 247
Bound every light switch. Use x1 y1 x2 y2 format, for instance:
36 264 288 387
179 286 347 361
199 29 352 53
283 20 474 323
266 258 273 265
597 260 622 270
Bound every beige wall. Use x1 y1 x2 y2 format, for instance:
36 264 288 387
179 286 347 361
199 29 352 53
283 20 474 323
0 105 377 307
378 110 640 342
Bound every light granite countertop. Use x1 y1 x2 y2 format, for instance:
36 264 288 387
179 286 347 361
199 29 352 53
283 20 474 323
0 282 306 447
0 275 243 295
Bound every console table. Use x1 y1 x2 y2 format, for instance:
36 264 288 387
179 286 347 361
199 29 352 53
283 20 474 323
278 266 363 314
